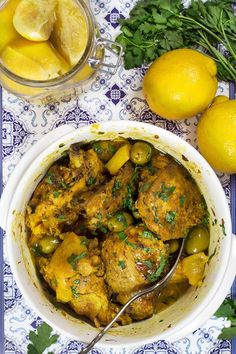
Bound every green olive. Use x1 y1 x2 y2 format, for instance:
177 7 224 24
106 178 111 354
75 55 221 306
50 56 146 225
92 140 127 162
130 142 152 165
169 239 179 254
39 236 60 254
132 209 141 219
185 225 210 255
107 212 133 232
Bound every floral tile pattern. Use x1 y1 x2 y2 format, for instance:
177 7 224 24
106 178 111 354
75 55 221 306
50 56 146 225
1 0 234 353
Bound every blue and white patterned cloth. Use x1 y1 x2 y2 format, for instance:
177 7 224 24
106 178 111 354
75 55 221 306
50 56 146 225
1 0 236 353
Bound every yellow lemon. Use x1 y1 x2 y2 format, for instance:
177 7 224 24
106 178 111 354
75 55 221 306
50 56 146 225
51 0 88 66
0 0 21 51
1 39 70 80
197 96 236 174
143 49 218 120
13 0 56 41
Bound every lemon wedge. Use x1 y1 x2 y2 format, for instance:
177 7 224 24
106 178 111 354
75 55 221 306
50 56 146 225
1 39 70 80
1 46 47 80
51 0 88 66
13 0 57 41
0 0 21 51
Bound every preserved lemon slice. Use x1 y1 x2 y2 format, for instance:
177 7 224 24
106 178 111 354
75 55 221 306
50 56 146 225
13 0 57 41
0 0 21 51
1 39 70 80
51 0 88 66
1 46 48 80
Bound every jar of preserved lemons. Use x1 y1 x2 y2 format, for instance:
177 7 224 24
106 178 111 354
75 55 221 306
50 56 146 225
0 0 123 103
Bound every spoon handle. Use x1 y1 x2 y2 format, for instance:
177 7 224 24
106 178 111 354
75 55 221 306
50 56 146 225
79 297 138 354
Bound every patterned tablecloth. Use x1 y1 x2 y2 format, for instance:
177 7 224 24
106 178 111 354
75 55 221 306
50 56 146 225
1 0 236 353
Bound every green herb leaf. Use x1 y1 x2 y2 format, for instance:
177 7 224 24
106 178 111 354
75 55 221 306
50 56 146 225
53 191 61 198
148 256 168 282
112 179 122 195
87 177 96 186
215 298 236 339
118 231 128 241
67 252 87 271
116 0 236 81
27 322 59 354
139 182 152 192
92 142 103 155
165 211 177 224
71 285 80 298
118 260 126 269
154 182 176 202
179 195 185 207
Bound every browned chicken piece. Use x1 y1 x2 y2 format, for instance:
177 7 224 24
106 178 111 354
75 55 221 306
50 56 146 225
26 148 104 246
38 232 116 327
101 225 169 321
137 163 205 241
80 162 136 231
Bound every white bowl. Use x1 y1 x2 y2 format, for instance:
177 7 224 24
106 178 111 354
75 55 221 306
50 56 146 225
1 121 236 347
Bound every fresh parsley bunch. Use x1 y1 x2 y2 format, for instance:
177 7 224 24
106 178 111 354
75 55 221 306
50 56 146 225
116 0 236 81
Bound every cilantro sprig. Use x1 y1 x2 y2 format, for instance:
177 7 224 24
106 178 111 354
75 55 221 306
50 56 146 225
27 322 59 354
116 0 236 81
215 299 236 339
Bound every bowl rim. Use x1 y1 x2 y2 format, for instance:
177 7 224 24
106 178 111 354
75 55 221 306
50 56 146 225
4 121 234 346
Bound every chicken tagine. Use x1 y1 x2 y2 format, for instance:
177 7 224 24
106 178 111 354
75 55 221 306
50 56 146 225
26 138 210 327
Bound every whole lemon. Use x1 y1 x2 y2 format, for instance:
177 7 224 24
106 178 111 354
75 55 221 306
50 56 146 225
197 96 236 174
143 49 218 120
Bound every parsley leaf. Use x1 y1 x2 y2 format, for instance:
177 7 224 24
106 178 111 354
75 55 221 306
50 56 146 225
165 211 177 224
118 260 126 269
67 252 87 271
215 298 236 339
148 256 168 283
27 322 59 354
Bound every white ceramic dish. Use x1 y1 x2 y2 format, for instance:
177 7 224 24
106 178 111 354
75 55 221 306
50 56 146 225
0 121 236 347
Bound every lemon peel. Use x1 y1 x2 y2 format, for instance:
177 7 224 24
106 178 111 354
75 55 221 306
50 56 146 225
13 0 56 41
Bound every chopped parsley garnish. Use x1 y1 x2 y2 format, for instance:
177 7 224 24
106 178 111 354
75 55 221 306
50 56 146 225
60 181 68 189
220 219 226 236
46 175 53 185
53 190 61 198
140 230 157 239
118 231 128 241
57 214 66 220
145 161 157 175
165 211 177 224
179 195 185 207
87 177 96 186
96 222 109 234
112 179 122 195
71 285 80 298
139 182 152 192
92 142 103 154
73 279 81 284
202 212 210 227
154 182 176 202
67 252 87 271
108 143 117 154
96 212 102 220
143 259 153 269
148 256 168 283
118 260 126 269
80 237 89 247
59 143 65 148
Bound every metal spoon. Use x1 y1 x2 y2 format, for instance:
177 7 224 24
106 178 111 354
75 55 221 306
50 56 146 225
79 238 185 354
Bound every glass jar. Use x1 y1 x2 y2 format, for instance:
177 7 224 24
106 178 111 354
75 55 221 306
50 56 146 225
0 0 123 103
